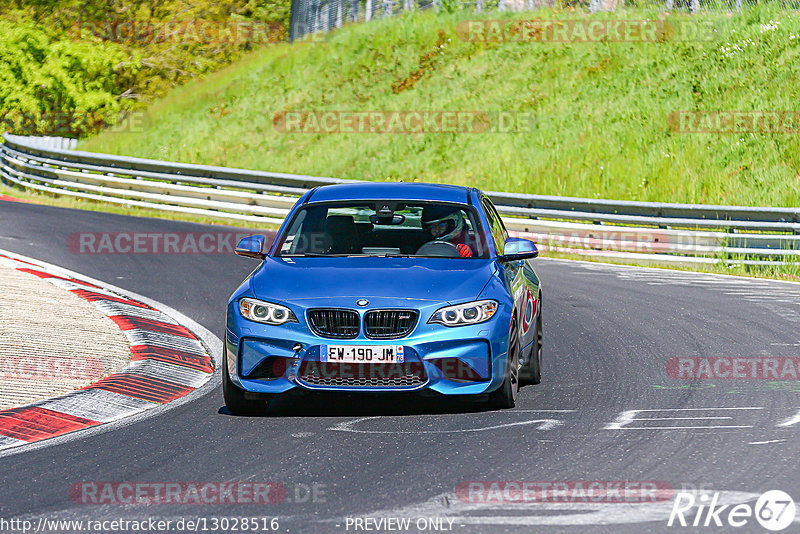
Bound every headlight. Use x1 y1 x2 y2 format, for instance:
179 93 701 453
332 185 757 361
239 298 298 325
429 300 498 327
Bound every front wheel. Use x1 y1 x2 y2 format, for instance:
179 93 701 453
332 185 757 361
488 319 520 409
223 360 270 416
520 299 542 386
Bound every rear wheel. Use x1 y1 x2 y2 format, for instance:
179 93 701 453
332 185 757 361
488 319 520 409
520 296 542 386
223 360 270 416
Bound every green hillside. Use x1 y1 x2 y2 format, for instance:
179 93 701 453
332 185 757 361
81 7 800 206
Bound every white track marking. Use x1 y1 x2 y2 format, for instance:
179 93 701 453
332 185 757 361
89 300 178 323
637 417 734 420
122 329 207 354
605 407 763 430
330 415 566 434
558 258 800 288
0 257 37 270
607 426 753 430
611 407 764 410
46 277 119 296
31 389 154 423
124 360 211 388
506 408 578 417
749 439 787 445
777 408 800 427
0 435 28 449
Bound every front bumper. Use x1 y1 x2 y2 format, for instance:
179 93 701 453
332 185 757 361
225 298 512 396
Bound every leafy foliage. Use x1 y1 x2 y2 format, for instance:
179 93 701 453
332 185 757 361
0 0 291 136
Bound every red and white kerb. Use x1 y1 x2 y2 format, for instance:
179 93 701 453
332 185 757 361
0 254 214 451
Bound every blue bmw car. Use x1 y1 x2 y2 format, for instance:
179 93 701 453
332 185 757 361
223 182 542 413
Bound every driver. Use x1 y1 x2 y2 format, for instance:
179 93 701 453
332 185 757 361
421 205 473 258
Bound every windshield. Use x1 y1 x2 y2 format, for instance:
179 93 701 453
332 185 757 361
276 201 489 258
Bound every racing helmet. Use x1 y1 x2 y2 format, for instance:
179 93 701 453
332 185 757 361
421 205 465 241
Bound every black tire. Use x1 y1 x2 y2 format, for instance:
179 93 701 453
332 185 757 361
520 297 542 386
222 360 270 416
488 319 520 409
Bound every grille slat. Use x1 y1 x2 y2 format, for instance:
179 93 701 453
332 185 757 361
298 362 427 388
308 309 359 339
364 309 418 339
308 308 418 339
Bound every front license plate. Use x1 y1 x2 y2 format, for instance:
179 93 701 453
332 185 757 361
322 345 404 363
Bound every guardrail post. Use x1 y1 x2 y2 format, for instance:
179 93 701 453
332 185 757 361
322 2 330 31
310 0 319 32
366 0 372 20
476 0 483 11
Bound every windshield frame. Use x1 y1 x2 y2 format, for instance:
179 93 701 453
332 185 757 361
272 199 490 259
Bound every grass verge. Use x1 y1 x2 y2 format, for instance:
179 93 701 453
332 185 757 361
0 182 278 230
79 6 800 206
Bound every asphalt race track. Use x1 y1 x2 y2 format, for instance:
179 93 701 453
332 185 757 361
1 199 799 533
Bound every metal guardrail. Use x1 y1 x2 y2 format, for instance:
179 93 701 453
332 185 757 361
13 136 78 151
2 133 798 267
289 0 766 44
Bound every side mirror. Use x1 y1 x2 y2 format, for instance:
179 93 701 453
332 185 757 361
499 237 538 262
235 235 266 260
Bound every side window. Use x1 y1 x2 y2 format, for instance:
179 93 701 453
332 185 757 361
482 198 507 254
489 201 509 241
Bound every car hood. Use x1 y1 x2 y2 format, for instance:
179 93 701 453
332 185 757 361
251 257 497 304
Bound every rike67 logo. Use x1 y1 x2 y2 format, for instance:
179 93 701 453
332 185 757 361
668 490 796 531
